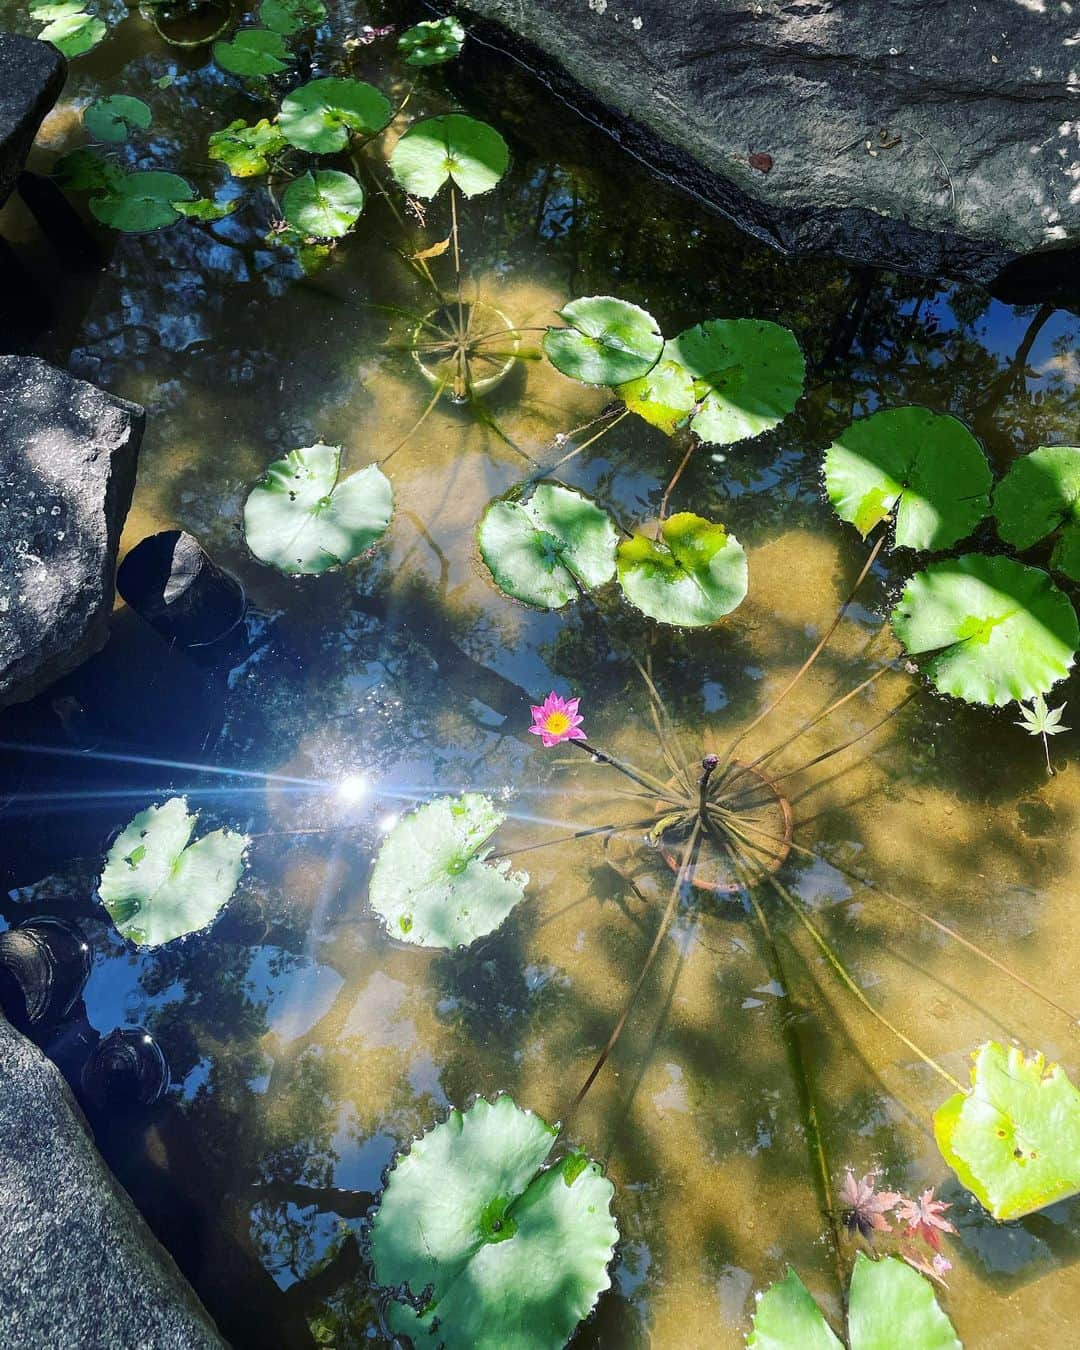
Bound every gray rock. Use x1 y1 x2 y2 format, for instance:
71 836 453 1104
0 357 143 709
456 0 1080 284
0 34 66 209
0 1011 226 1348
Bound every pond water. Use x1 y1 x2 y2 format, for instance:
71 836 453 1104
2 3 1080 1347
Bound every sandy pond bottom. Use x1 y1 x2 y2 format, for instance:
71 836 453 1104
2 2 1080 1346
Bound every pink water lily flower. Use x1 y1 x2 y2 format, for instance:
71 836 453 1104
530 692 586 747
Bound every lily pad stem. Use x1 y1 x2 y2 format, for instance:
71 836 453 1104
543 408 632 478
573 738 685 799
488 819 659 861
656 436 698 537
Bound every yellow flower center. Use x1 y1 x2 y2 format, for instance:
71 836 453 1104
544 711 571 735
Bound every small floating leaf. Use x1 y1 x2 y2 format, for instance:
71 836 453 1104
368 793 527 948
661 318 805 446
934 1041 1080 1221
825 406 991 548
278 77 390 153
89 171 196 232
371 1095 617 1350
477 483 617 609
748 1255 959 1350
172 197 237 221
32 2 106 57
213 27 293 76
993 445 1080 583
208 118 286 178
542 295 663 387
617 512 748 627
389 114 509 199
242 443 392 575
83 95 152 144
282 169 364 238
258 0 325 34
397 15 465 66
99 797 247 947
891 553 1078 706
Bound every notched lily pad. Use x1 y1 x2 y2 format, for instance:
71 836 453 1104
891 553 1078 706
208 118 286 177
242 443 392 575
278 77 390 154
213 27 293 76
825 406 991 549
617 512 748 627
98 797 247 947
368 793 527 948
543 295 663 388
84 95 151 144
477 483 617 609
389 114 509 199
371 1095 617 1350
282 169 364 239
89 170 196 232
993 445 1080 583
935 1040 1080 1221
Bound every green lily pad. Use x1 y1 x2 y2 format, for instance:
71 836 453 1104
993 445 1080 583
208 118 286 177
213 27 293 76
84 95 152 144
389 114 509 199
89 171 196 232
371 1095 617 1350
242 443 392 575
278 77 390 154
748 1256 959 1350
98 797 247 947
891 553 1078 706
258 0 325 34
617 512 748 627
825 406 991 548
616 342 697 434
53 147 124 192
477 484 617 610
368 793 528 948
934 1040 1080 1221
654 318 805 446
398 15 466 66
282 169 364 239
172 197 237 221
542 295 663 388
32 2 106 57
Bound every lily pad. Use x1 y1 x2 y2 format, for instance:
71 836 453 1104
32 2 106 57
542 295 663 387
654 318 805 446
258 0 325 34
617 512 748 627
208 118 286 177
891 553 1078 706
477 484 617 609
748 1255 959 1350
282 169 364 239
397 15 465 66
934 1040 1080 1221
98 797 247 947
89 171 196 232
367 793 527 948
213 27 293 76
53 147 124 192
616 342 697 434
172 197 237 221
278 77 390 154
993 445 1080 583
825 406 991 548
389 114 509 199
84 95 152 144
371 1095 617 1350
242 443 392 575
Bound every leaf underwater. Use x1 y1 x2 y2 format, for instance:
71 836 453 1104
367 793 528 948
370 1095 617 1350
98 797 247 947
477 483 617 609
747 1255 959 1350
824 406 991 549
891 553 1078 706
617 512 748 627
935 1041 1080 1221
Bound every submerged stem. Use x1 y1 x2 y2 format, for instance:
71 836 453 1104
655 437 698 535
488 819 660 861
542 408 631 477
